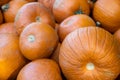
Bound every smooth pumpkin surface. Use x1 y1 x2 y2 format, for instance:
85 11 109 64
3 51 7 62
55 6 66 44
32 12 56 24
0 23 17 34
53 0 90 23
17 59 62 80
0 10 3 24
0 33 27 80
1 0 28 22
0 0 10 6
58 14 96 42
14 2 55 35
59 27 120 80
93 0 120 33
19 22 58 60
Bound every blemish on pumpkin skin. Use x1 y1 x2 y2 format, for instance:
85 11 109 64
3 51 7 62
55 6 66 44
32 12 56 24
36 16 41 22
28 35 35 43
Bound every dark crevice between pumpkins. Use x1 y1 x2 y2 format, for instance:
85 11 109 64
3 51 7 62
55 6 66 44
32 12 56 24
1 3 9 12
91 0 97 3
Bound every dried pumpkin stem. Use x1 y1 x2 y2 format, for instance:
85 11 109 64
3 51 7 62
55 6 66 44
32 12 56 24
1 3 9 12
86 62 95 70
28 35 35 43
74 9 84 14
36 16 41 22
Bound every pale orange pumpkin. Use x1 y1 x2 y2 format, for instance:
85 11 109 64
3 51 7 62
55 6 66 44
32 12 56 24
1 0 28 22
0 33 27 80
14 2 55 35
17 59 62 80
19 22 58 60
58 14 96 42
59 27 120 80
53 0 90 23
93 0 120 33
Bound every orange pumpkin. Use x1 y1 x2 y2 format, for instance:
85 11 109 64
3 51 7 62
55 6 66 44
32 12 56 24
53 0 90 23
93 0 120 33
0 0 10 6
0 33 27 80
1 0 28 22
0 10 3 24
0 23 17 34
50 43 61 63
20 22 58 60
114 29 120 44
17 59 62 80
59 27 120 80
38 0 55 12
14 2 55 35
58 14 96 42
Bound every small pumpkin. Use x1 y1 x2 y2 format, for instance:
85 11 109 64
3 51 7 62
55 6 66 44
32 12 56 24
58 14 96 42
0 33 27 80
0 0 10 6
14 2 55 35
20 22 58 60
0 10 3 24
38 0 55 12
53 0 90 23
93 0 120 33
0 23 17 34
59 27 120 80
17 59 62 80
1 0 28 22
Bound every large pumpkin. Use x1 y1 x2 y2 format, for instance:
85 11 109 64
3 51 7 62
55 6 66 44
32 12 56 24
14 2 55 35
58 14 96 42
59 27 120 80
0 10 3 24
0 33 27 80
1 0 28 22
93 0 120 33
38 0 55 12
17 59 62 80
0 23 17 34
53 0 90 23
19 22 58 60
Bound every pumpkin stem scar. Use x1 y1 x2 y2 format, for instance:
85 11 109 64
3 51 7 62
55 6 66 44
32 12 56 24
86 62 95 70
36 16 41 22
28 35 35 43
74 7 84 14
1 3 9 12
96 21 101 27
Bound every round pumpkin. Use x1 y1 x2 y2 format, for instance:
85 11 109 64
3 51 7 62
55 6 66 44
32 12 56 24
59 27 120 80
0 10 3 24
0 33 27 80
1 0 28 22
20 22 58 60
93 0 120 33
114 29 120 44
17 59 62 80
0 23 17 34
53 0 90 23
0 0 10 6
38 0 55 12
14 2 55 35
58 14 96 42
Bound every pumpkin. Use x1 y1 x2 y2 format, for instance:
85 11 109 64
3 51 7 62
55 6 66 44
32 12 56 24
53 0 90 23
14 2 55 35
50 43 61 64
1 0 28 22
93 0 120 33
17 59 62 80
19 22 58 60
38 0 55 12
0 33 27 80
59 27 120 80
25 0 36 2
0 0 10 6
0 23 17 34
58 14 96 42
114 29 120 44
0 10 3 24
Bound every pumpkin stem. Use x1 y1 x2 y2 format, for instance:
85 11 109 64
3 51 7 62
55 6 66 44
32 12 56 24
86 62 95 70
28 35 35 43
36 16 41 22
1 3 9 12
96 21 101 27
74 9 84 14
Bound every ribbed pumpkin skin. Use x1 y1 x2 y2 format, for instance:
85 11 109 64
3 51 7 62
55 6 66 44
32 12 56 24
58 14 96 42
53 0 90 23
17 59 62 80
59 27 120 80
93 0 120 33
14 2 55 35
1 0 28 22
0 34 27 80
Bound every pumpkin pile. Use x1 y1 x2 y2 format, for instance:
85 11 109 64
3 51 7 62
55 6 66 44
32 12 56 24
0 0 120 80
